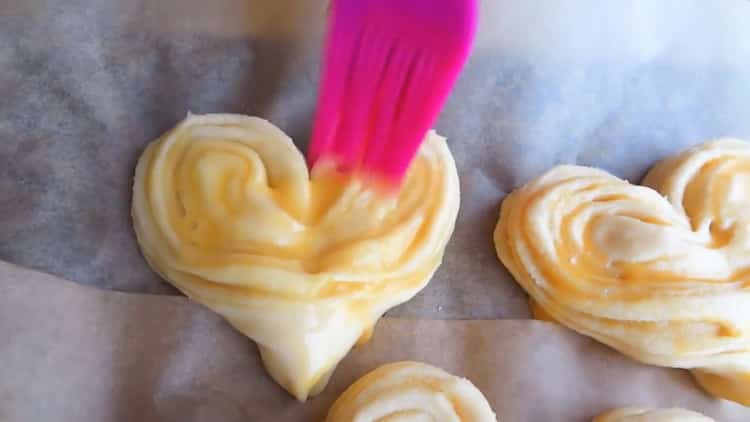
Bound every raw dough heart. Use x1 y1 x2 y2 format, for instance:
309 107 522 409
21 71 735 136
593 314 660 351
325 361 497 422
495 139 750 406
132 114 460 401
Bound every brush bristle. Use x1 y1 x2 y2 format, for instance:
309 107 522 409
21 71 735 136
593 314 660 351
308 0 477 186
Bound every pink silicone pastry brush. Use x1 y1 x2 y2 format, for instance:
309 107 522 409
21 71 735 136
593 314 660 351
307 0 478 187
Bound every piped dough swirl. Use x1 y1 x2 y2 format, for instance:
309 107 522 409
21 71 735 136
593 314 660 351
495 139 750 405
593 407 715 422
132 114 460 401
325 361 497 422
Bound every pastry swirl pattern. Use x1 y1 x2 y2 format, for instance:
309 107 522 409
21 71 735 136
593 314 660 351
132 114 460 401
495 139 750 405
325 361 497 422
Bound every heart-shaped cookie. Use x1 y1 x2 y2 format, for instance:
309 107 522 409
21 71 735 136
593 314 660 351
495 139 750 406
132 114 460 401
325 361 497 422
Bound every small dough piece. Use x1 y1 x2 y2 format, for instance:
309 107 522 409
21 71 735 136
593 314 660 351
325 361 497 422
495 139 750 405
593 407 715 422
132 114 460 401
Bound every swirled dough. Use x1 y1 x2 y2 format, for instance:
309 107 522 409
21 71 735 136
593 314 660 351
325 361 497 422
593 407 715 422
132 114 460 401
495 139 750 405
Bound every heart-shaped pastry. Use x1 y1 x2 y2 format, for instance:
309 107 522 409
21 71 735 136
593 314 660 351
325 361 498 422
495 139 750 406
132 114 460 401
594 407 715 422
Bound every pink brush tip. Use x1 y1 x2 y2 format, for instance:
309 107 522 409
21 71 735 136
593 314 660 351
308 0 478 188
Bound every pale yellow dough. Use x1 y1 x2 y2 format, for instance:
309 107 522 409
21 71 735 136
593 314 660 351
495 139 750 406
132 114 460 401
325 361 497 422
593 407 715 422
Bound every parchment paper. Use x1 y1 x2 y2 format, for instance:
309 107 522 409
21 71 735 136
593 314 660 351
2 0 749 318
2 261 749 421
3 0 750 420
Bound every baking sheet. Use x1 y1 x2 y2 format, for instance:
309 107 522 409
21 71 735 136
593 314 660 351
3 0 749 319
2 261 749 421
